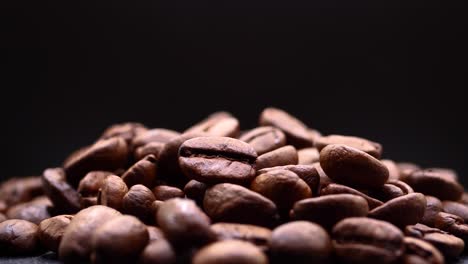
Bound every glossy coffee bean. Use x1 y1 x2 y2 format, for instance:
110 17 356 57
134 142 165 161
179 137 257 184
6 197 52 225
211 223 272 250
239 126 287 155
259 107 312 148
421 196 443 227
78 171 112 197
368 180 414 202
269 221 331 263
91 215 149 264
122 185 156 223
42 168 80 214
157 198 215 246
0 176 43 207
257 164 320 196
368 193 426 228
38 215 73 252
314 134 382 158
291 194 368 230
404 168 463 201
442 201 468 222
193 240 268 264
403 237 444 264
59 205 121 263
320 144 389 188
132 128 180 149
320 183 383 209
251 169 311 215
434 212 468 242
121 155 157 188
406 223 465 258
64 137 129 187
99 175 128 211
204 183 278 227
100 122 148 144
139 239 176 264
152 185 185 201
255 145 298 170
185 112 240 137
183 180 207 205
0 219 40 255
297 147 320 165
332 217 404 264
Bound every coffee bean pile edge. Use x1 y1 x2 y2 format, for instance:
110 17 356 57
0 107 466 264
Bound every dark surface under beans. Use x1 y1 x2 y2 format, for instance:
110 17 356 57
2 108 468 264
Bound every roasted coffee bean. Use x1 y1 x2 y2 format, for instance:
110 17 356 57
91 215 149 264
297 147 320 165
314 134 382 159
132 128 180 149
59 205 121 263
151 200 164 216
100 122 148 144
134 142 165 161
147 226 164 242
6 197 52 225
403 168 463 201
239 126 287 155
122 185 156 223
204 183 278 227
42 168 80 214
0 219 40 255
369 180 414 202
320 183 383 209
320 144 389 188
38 215 73 252
193 240 268 264
405 223 465 258
434 212 468 242
255 145 298 170
0 176 43 207
139 239 176 264
291 194 369 230
368 193 426 228
421 196 443 227
258 164 320 195
398 162 421 181
179 136 257 184
185 112 240 138
157 198 215 246
251 169 311 215
184 180 208 205
81 196 98 208
152 185 185 201
211 223 271 250
121 155 158 188
269 221 331 264
0 213 6 222
0 200 6 213
332 217 404 264
313 162 333 189
382 159 401 181
78 171 112 197
403 237 444 264
442 201 468 222
99 175 128 211
64 137 129 187
259 107 312 148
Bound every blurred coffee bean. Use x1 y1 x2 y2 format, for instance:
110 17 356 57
185 112 240 137
139 239 176 264
78 171 112 197
38 214 73 252
42 168 80 214
435 212 468 242
369 180 414 202
0 176 43 207
382 159 401 181
0 219 40 255
258 164 320 196
0 213 6 223
122 184 156 223
147 226 164 242
134 142 165 161
421 196 443 227
99 175 128 211
255 145 298 170
314 134 382 158
152 185 185 201
211 223 271 250
239 126 286 155
100 122 148 144
121 155 157 188
184 180 207 205
320 183 383 209
403 237 444 264
6 196 52 224
297 147 320 165
193 240 268 264
404 169 463 201
442 201 468 222
398 162 421 181
132 128 180 149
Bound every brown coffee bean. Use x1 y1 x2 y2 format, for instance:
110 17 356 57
320 183 384 209
100 122 148 144
6 197 52 225
139 239 176 264
320 144 389 188
332 217 404 264
269 221 331 264
0 176 43 207
258 164 320 196
157 198 215 246
134 142 165 161
38 215 73 252
193 240 268 264
185 112 240 137
239 126 287 155
42 168 80 214
184 180 207 205
147 226 165 242
369 180 414 202
459 193 468 206
434 212 468 242
0 213 6 223
59 205 121 263
314 134 382 158
204 183 278 227
297 147 320 165
255 145 298 170
99 175 128 211
131 128 180 148
259 107 312 148
64 137 129 187
291 194 368 230
0 219 40 255
91 215 149 264
81 196 98 209
0 200 6 213
421 196 443 227
152 185 185 201
398 162 421 181
121 155 158 188
403 237 444 264
122 184 156 223
251 169 311 215
368 193 426 228
78 171 112 197
313 162 333 189
211 223 272 250
406 223 465 258
404 168 463 201
442 201 468 223
307 129 322 144
382 159 401 181
179 137 257 184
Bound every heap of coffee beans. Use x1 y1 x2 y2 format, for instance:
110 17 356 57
1 107 467 264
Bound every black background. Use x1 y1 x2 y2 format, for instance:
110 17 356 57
1 0 467 186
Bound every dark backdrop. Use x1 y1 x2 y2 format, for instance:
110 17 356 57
1 0 466 185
